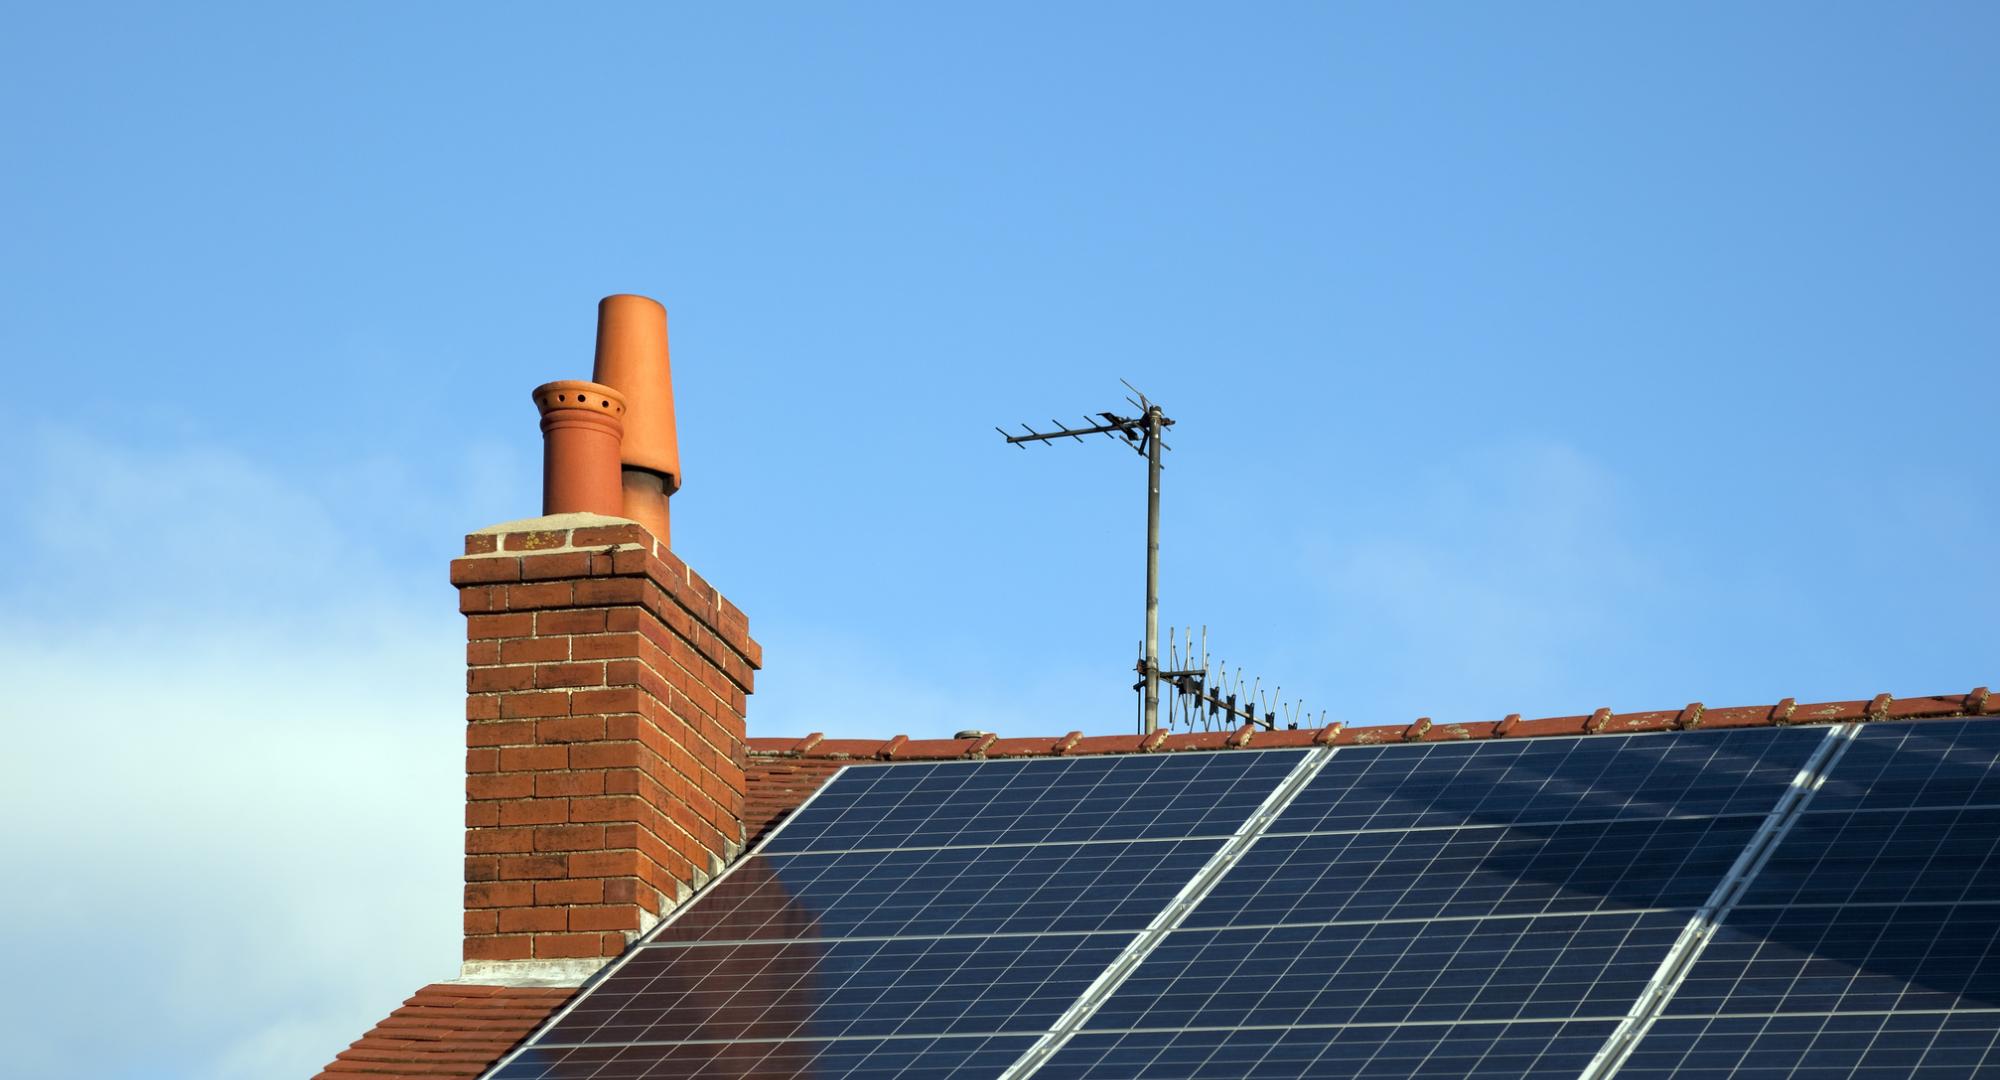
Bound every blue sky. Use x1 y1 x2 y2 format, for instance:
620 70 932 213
2 4 1995 1076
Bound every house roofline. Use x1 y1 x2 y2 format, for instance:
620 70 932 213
748 687 1995 762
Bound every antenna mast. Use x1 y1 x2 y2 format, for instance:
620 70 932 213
998 381 1172 734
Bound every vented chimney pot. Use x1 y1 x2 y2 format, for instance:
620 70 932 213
533 380 626 518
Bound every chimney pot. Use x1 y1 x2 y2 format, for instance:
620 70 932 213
533 380 627 518
591 294 680 543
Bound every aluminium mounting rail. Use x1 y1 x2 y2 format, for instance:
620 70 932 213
998 746 1341 1080
1576 723 1861 1080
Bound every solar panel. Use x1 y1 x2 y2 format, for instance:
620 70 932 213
1026 729 1829 1079
1668 904 2000 1016
652 840 1225 943
767 751 1309 854
1739 806 2000 907
1270 728 1823 834
1082 912 1688 1030
491 749 1312 1079
493 1033 1040 1079
1618 720 2000 1077
1038 1021 1621 1079
488 720 2000 1080
529 933 1134 1045
1619 1011 2000 1079
1186 816 1765 926
1806 719 2000 813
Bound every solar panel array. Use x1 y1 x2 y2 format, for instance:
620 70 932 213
1622 720 2000 1078
488 719 2000 1079
1038 727 1827 1079
491 750 1307 1079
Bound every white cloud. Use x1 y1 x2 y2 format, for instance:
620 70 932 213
0 429 469 1078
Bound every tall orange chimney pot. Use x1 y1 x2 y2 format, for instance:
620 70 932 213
532 380 627 517
590 294 679 544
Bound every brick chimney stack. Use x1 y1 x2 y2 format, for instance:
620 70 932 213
448 297 758 983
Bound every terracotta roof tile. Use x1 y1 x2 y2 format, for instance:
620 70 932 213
313 983 573 1080
746 687 1995 763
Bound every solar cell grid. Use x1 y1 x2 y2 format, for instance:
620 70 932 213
1185 816 1762 927
1807 719 2000 814
1740 806 2000 907
1081 912 1688 1031
535 933 1134 1046
1620 1011 2000 1079
767 750 1307 854
1666 904 2000 1017
1038 1020 1620 1079
490 1033 1040 1079
1270 727 1819 835
650 840 1224 943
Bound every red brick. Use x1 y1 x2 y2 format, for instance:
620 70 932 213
532 933 609 959
572 524 652 548
535 771 606 798
466 640 501 665
536 716 605 743
465 882 534 908
451 558 522 585
568 905 643 932
466 720 535 748
463 936 532 962
568 795 646 823
500 636 572 664
498 906 568 933
497 855 569 880
569 742 643 770
466 827 534 854
500 692 571 720
570 688 643 715
467 613 534 640
505 582 574 610
465 748 500 774
468 664 534 694
465 802 499 827
497 799 570 826
468 773 535 800
538 609 610 635
570 633 642 660
464 856 499 882
464 533 500 555
567 851 642 878
458 585 496 614
520 551 593 581
465 695 501 721
536 662 605 689
534 825 606 852
535 879 605 905
498 746 567 772
464 910 497 935
576 578 646 606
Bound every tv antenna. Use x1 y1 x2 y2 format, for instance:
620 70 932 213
998 380 1171 734
1157 625 1326 734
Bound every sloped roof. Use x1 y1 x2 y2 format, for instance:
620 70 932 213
318 686 1995 1079
746 689 1996 764
314 984 576 1079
